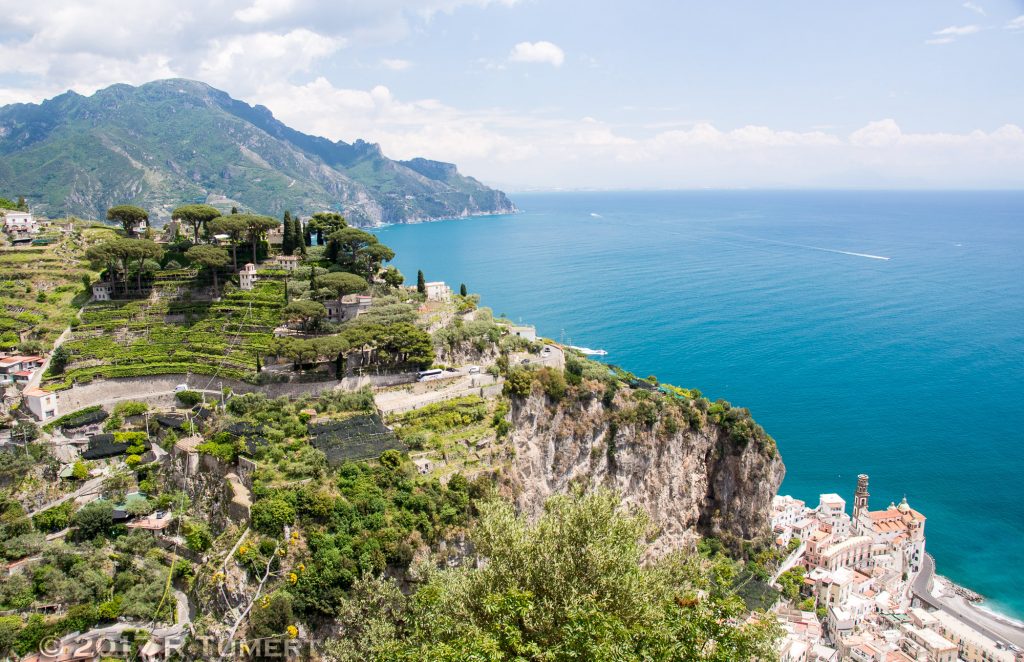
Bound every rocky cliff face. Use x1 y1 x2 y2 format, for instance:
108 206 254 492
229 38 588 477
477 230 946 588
505 386 785 557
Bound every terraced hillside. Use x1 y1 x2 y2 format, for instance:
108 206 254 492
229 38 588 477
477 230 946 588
0 224 108 348
45 279 285 390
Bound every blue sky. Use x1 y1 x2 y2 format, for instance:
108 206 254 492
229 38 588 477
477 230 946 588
1 0 1022 189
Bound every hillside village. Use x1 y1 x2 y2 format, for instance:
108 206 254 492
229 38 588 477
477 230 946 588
0 200 1021 661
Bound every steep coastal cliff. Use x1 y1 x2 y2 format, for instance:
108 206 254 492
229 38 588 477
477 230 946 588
505 381 785 556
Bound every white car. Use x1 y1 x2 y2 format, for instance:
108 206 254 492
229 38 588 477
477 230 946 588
173 384 189 393
467 366 481 374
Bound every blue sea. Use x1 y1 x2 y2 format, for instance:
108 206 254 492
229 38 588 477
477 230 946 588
375 191 1024 617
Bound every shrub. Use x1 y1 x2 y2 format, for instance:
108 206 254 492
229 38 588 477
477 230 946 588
251 498 296 536
73 501 114 539
113 401 148 417
502 367 533 398
536 367 568 402
175 390 203 407
183 520 212 552
32 501 75 533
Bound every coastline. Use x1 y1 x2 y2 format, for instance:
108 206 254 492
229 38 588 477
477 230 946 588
934 573 1024 628
921 558 1024 649
371 206 520 228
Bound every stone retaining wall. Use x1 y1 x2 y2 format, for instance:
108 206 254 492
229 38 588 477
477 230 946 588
53 373 415 413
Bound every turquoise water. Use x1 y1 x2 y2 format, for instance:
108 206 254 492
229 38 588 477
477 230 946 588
375 191 1024 616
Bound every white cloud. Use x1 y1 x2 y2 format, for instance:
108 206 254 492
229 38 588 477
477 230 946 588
381 58 413 70
926 24 982 45
0 0 1020 190
1006 15 1024 30
933 24 981 36
962 2 986 16
508 41 565 67
234 0 296 23
197 29 343 90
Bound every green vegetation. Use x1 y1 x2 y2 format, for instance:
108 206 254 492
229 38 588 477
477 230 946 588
45 279 285 389
778 566 806 601
172 204 221 242
0 224 106 347
389 396 491 454
184 244 230 293
324 489 779 660
106 205 148 237
175 390 203 407
85 236 165 294
0 534 178 656
32 501 76 533
277 454 477 620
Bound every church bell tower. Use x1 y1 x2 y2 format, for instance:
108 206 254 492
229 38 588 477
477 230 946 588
853 474 870 523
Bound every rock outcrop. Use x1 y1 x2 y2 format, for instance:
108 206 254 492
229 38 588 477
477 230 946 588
505 385 785 557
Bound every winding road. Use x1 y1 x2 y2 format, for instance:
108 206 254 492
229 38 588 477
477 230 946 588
912 554 1024 650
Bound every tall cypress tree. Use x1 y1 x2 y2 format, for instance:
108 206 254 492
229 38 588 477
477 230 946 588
282 212 295 255
417 270 426 294
290 217 304 256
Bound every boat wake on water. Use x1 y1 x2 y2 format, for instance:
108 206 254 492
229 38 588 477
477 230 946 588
728 233 891 261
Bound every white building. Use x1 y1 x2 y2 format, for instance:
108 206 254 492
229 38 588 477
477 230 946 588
816 493 852 539
2 211 36 233
424 281 452 302
772 495 807 531
273 254 301 272
0 355 44 385
324 294 372 324
92 282 115 301
239 263 258 291
23 386 58 421
510 325 537 342
900 624 957 662
929 608 1017 662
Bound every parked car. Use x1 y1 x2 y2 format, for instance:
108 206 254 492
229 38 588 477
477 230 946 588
467 366 481 374
173 384 189 392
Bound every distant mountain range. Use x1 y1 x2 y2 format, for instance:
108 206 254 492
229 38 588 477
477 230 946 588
0 79 516 225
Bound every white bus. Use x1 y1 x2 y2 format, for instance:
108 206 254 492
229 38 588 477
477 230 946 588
417 369 444 382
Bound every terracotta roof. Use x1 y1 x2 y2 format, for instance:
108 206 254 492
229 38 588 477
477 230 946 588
23 386 51 397
872 519 909 534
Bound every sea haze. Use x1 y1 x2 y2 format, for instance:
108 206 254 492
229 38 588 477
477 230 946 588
376 190 1024 617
